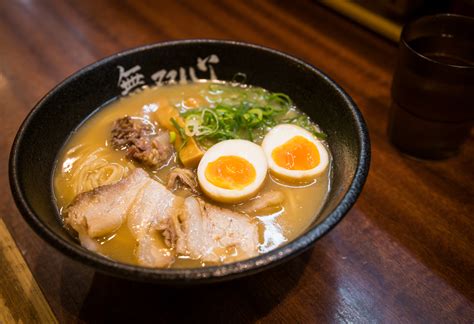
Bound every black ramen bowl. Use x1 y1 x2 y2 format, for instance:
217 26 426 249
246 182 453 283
9 40 370 284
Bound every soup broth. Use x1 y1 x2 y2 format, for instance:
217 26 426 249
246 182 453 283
54 81 331 268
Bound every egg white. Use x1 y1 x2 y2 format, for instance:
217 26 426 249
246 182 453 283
262 124 329 182
197 139 268 203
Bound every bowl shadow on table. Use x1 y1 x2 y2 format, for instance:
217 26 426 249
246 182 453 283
68 247 320 323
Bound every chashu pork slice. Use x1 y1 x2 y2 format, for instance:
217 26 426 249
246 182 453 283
175 197 259 263
66 168 149 239
127 180 183 267
66 167 183 267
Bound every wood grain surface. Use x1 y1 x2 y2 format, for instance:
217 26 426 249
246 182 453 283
1 0 473 323
0 219 57 323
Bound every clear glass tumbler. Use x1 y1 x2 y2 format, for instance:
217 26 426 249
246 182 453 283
388 14 474 159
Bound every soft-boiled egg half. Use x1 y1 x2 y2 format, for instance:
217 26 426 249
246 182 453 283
262 124 329 182
197 139 268 203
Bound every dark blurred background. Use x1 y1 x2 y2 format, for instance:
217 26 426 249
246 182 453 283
321 0 474 42
359 0 474 20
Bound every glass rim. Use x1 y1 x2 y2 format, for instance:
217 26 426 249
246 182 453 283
401 13 474 70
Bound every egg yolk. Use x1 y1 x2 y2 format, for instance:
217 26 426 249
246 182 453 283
272 136 320 170
205 156 256 190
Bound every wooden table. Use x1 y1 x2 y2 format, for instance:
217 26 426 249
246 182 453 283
1 1 473 322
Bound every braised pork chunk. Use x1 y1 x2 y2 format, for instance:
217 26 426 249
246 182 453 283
111 116 173 168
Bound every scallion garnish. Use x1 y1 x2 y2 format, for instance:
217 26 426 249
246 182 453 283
177 84 326 147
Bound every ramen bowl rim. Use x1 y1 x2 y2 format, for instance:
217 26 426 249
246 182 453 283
9 39 370 284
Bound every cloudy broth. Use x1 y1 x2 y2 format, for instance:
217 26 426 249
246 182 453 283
54 81 331 268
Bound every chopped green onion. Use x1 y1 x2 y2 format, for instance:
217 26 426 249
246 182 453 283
231 72 247 84
268 93 292 108
209 83 224 94
169 131 176 143
179 85 325 146
281 115 327 140
170 118 186 140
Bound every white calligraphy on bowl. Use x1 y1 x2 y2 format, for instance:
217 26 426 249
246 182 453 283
117 65 145 95
117 54 220 95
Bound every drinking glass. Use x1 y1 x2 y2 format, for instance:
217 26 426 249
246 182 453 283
388 14 474 159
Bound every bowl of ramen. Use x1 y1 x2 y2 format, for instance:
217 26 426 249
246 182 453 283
9 40 370 283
